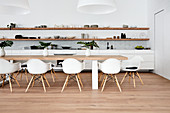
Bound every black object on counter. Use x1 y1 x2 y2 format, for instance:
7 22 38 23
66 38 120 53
111 45 113 49
30 45 38 49
107 42 109 49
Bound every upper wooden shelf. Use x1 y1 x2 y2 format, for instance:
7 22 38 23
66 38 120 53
0 27 150 30
0 38 149 41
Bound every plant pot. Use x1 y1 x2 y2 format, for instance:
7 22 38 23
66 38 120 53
43 48 48 56
0 48 5 57
85 48 91 56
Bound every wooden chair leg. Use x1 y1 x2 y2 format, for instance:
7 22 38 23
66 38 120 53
98 72 103 82
25 69 29 83
12 73 20 87
15 71 20 78
75 75 82 92
8 75 12 92
112 75 115 83
51 70 55 82
41 75 46 92
2 74 6 87
43 74 50 87
25 76 34 93
132 72 136 88
77 74 83 88
115 75 122 92
52 69 57 79
136 72 144 85
101 75 108 92
65 75 70 87
61 75 69 92
129 72 131 83
20 69 23 80
120 72 128 85
32 76 36 87
101 74 106 87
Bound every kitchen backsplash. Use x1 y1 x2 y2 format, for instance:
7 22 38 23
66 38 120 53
2 40 148 50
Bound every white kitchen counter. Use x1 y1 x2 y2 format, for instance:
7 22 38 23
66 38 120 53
5 50 154 70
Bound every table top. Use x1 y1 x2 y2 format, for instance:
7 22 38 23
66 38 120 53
0 55 128 60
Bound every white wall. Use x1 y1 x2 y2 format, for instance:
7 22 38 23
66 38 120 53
0 0 149 50
0 0 148 27
148 0 170 79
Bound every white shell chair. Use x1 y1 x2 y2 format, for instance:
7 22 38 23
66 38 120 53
120 56 144 88
16 61 57 83
0 59 21 92
99 58 122 92
25 59 51 93
61 58 84 92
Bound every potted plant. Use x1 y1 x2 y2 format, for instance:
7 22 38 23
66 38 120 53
77 40 99 56
0 40 13 57
39 41 51 56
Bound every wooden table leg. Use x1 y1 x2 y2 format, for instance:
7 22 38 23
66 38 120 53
92 60 98 90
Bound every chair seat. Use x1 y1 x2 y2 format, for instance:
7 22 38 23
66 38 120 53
122 68 139 72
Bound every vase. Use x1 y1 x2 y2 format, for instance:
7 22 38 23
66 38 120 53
0 48 5 57
85 48 91 56
43 48 48 56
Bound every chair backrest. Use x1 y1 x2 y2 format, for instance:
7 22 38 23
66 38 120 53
125 55 144 68
27 59 50 74
100 58 120 74
0 59 20 74
62 58 83 74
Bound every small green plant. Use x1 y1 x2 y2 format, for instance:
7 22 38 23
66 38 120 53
0 40 13 48
77 40 99 49
39 41 51 49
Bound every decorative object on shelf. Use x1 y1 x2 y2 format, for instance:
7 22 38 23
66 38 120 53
91 25 98 28
135 46 144 50
121 33 126 39
77 40 99 56
35 25 47 28
77 0 117 14
15 35 23 39
0 40 13 57
123 25 129 28
84 25 90 28
0 0 30 15
39 41 51 56
7 23 16 29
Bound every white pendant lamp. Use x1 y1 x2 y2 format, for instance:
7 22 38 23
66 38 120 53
77 0 117 14
0 0 30 15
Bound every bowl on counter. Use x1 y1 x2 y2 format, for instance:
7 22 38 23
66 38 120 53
61 45 71 49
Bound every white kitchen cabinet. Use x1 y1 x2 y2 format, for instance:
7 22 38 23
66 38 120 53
79 50 154 70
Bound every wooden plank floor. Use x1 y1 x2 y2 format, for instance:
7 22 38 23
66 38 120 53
0 72 170 113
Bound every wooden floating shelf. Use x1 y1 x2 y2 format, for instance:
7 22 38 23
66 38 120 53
0 27 149 30
0 38 149 41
